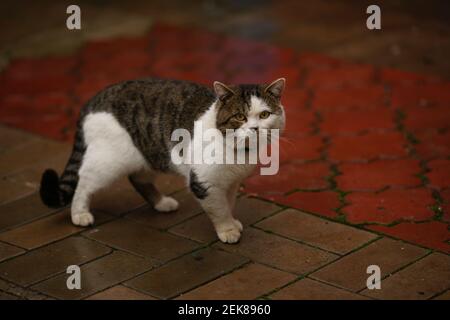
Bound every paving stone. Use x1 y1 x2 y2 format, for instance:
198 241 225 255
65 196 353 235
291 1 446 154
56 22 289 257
0 125 37 153
433 290 450 300
306 65 375 89
361 253 450 300
336 159 422 191
84 219 198 262
343 188 435 224
313 86 385 111
0 278 53 300
415 131 450 160
0 177 35 205
427 159 450 190
0 291 18 300
91 178 146 216
0 137 69 176
169 196 281 243
86 285 156 300
244 162 331 196
271 191 341 218
0 241 24 262
0 193 60 232
270 278 370 300
256 209 376 254
32 250 154 299
279 135 323 163
126 248 248 299
321 110 395 135
0 210 113 249
392 84 450 108
125 190 203 229
440 189 450 223
283 110 316 135
177 263 295 300
404 106 450 131
215 228 337 275
368 221 450 253
311 238 428 291
0 237 111 286
328 132 407 162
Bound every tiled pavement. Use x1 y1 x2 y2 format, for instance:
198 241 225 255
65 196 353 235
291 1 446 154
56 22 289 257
0 24 449 300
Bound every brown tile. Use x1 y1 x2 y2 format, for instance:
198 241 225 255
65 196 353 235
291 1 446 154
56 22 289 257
86 285 156 300
0 291 18 300
0 237 111 286
0 193 59 232
256 209 377 254
361 253 450 300
169 196 282 243
168 213 216 243
126 190 203 229
0 278 53 300
0 241 24 262
0 125 37 153
154 174 186 195
84 219 198 262
126 248 248 299
0 177 35 205
177 263 295 300
215 228 337 275
0 210 113 249
433 290 450 300
32 250 154 299
270 278 370 300
311 238 428 292
91 178 145 216
0 137 69 177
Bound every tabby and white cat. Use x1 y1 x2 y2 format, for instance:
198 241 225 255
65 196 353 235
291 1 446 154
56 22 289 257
40 78 286 243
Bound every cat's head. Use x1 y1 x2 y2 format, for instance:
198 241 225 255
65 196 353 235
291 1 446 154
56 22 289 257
213 78 286 144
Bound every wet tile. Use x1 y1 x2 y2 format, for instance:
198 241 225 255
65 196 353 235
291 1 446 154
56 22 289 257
215 228 338 275
32 250 154 299
256 209 377 254
177 263 295 300
0 210 113 249
86 285 156 300
311 238 428 291
0 237 111 286
84 219 199 262
126 248 248 299
0 241 24 262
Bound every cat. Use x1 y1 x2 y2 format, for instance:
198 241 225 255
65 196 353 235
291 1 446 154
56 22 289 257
40 77 286 243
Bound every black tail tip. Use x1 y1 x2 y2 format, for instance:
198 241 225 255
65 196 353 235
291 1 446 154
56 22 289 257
40 169 62 208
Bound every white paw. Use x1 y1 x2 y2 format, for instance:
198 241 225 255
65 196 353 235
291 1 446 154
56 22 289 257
72 212 95 226
154 196 179 212
217 220 243 244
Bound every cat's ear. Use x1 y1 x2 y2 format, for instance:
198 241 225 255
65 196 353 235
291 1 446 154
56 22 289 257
265 78 285 99
213 81 235 101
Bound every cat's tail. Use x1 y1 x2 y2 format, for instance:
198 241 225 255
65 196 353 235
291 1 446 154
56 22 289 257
40 128 86 208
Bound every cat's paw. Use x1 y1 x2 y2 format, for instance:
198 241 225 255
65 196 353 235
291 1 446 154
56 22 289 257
72 212 94 226
217 220 243 244
154 196 179 212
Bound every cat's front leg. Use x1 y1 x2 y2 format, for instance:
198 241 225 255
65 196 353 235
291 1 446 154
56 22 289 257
195 185 242 244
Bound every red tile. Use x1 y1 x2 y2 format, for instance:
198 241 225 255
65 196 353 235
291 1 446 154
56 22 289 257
440 189 450 223
243 162 330 196
280 89 309 110
343 188 435 224
427 159 450 190
280 135 323 163
306 65 375 89
381 68 442 86
313 86 385 111
283 109 316 135
368 221 450 253
271 191 340 218
297 53 341 70
404 106 450 132
415 131 450 160
391 84 450 108
320 110 395 135
328 132 407 162
81 36 150 59
336 159 422 191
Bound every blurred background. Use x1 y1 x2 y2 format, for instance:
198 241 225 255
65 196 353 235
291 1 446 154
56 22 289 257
1 0 449 77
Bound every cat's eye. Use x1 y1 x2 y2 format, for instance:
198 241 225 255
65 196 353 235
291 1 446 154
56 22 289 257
259 111 271 119
234 113 246 121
